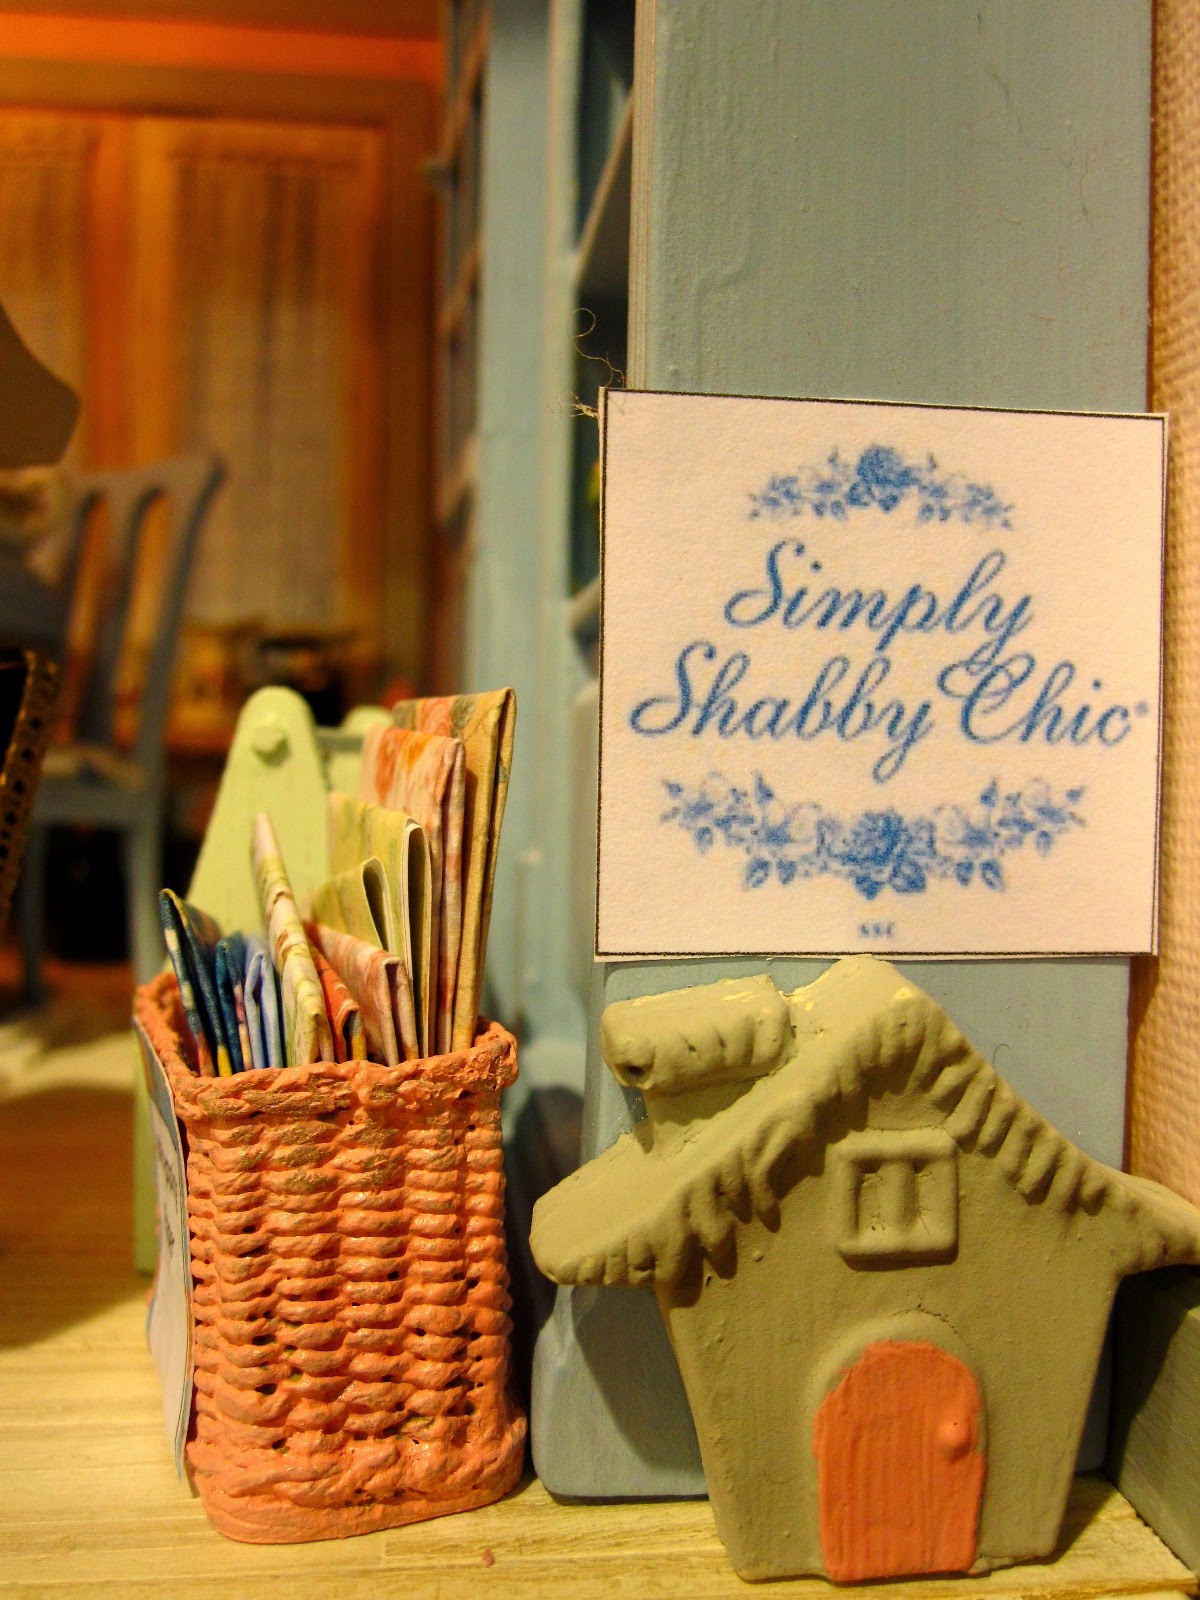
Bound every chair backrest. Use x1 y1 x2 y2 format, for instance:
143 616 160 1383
71 453 225 775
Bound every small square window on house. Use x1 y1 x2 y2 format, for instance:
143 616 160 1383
832 1129 957 1264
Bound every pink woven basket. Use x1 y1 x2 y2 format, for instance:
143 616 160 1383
136 970 527 1543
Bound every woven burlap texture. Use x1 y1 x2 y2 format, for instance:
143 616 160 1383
1129 0 1200 1206
136 972 526 1544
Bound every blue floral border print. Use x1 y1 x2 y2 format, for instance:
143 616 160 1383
749 445 1013 529
661 775 1085 900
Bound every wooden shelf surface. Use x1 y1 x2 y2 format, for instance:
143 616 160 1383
0 1013 1195 1599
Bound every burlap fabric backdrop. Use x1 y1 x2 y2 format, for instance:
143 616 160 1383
1129 0 1200 1206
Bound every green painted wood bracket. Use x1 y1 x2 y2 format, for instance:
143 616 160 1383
188 686 331 937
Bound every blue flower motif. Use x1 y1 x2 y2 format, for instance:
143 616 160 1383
856 445 916 492
856 446 918 513
748 445 1013 529
661 773 1083 899
934 804 997 861
889 854 927 895
745 857 771 889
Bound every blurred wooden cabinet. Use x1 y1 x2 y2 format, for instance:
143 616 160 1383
0 63 434 737
430 0 487 696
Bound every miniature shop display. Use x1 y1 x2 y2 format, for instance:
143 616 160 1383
535 384 1169 1499
137 685 526 1542
531 957 1200 1582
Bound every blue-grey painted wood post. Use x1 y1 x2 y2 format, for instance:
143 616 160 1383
465 0 552 1029
532 0 1150 1495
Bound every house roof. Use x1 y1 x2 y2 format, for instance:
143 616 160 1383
530 956 1200 1291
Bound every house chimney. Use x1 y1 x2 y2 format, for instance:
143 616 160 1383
601 975 794 1148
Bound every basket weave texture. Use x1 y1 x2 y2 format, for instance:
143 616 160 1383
136 970 527 1543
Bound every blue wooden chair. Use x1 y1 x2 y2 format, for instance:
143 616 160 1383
15 454 225 1001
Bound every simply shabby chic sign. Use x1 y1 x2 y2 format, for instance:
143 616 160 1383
595 390 1166 958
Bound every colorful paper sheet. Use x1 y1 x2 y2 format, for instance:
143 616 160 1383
310 942 365 1062
252 812 332 1065
243 932 285 1071
326 792 433 1056
359 726 463 1054
307 921 419 1065
311 854 396 952
158 889 231 1078
390 689 515 1046
213 931 250 1074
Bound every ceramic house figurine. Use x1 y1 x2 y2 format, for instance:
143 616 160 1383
530 956 1200 1583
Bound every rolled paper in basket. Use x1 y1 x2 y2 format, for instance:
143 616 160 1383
310 856 394 950
359 724 464 1055
158 888 231 1077
243 932 284 1070
307 921 419 1064
326 793 433 1056
309 942 365 1062
213 931 250 1073
390 688 515 1048
252 812 332 1065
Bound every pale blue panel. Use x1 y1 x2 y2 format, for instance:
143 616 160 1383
624 0 1151 1188
641 0 1150 416
468 0 552 1022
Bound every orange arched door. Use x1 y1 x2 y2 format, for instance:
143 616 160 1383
813 1338 985 1581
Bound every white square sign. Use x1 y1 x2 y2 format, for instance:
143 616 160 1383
596 390 1166 958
